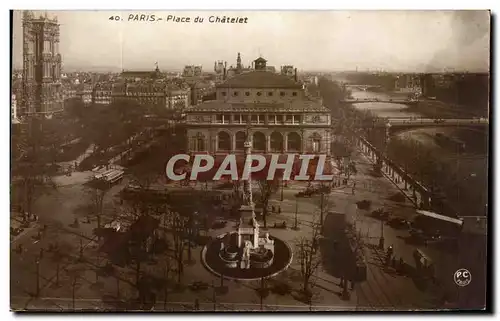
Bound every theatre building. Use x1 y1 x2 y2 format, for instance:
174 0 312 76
185 57 331 156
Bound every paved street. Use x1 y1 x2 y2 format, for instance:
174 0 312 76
10 141 476 312
11 141 460 310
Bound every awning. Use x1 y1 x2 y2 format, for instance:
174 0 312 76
416 210 464 226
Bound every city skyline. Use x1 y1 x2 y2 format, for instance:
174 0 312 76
11 10 490 73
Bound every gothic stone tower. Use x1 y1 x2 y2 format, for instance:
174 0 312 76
22 10 63 115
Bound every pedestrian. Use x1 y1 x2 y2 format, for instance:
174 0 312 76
399 257 405 273
272 205 276 213
278 206 281 214
194 298 200 311
350 280 355 290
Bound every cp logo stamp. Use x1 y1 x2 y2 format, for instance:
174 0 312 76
454 268 472 287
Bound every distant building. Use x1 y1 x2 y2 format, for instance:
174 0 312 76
121 64 162 81
77 83 93 105
214 60 226 82
11 94 20 124
110 80 191 111
111 81 164 108
226 53 252 79
281 65 295 77
420 74 436 97
190 81 216 106
395 74 422 96
183 65 203 78
63 86 78 100
166 86 191 110
93 83 113 105
22 10 64 115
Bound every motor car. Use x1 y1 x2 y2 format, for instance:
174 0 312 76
211 220 227 229
371 208 390 220
386 217 410 229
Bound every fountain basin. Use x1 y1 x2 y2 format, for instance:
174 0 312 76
250 248 274 269
202 232 292 281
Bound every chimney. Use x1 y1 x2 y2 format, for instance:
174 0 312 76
294 68 298 82
223 66 227 80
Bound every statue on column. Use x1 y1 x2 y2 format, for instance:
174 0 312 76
242 126 253 206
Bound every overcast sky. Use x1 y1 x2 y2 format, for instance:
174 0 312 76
11 10 490 73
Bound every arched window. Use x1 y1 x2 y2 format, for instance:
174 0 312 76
195 132 205 151
235 131 246 150
217 131 231 151
270 132 284 152
287 132 302 152
311 132 321 153
252 132 266 151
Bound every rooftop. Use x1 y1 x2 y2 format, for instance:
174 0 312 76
187 100 328 113
217 71 302 89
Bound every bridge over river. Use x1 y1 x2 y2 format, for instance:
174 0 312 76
364 117 489 135
340 98 419 106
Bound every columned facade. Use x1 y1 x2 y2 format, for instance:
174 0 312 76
187 127 331 155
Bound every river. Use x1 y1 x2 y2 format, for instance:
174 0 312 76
350 89 488 217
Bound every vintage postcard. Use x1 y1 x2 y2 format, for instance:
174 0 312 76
10 10 490 312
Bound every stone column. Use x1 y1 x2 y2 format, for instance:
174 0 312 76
266 135 271 154
212 134 217 154
284 133 288 153
232 132 237 152
300 133 305 154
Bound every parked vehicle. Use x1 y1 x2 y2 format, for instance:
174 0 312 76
386 217 410 229
371 208 390 220
296 189 314 198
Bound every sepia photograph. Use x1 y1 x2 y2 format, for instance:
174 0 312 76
9 9 490 312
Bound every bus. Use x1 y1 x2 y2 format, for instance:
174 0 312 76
94 169 124 185
104 170 124 184
94 169 114 180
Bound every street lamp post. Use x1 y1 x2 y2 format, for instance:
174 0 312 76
320 190 325 234
35 257 40 297
294 196 299 230
379 219 385 249
212 280 216 311
72 276 77 310
280 177 284 201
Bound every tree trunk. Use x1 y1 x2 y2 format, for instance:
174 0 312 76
136 260 141 286
262 206 268 228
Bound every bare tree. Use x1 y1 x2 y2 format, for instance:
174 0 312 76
84 178 111 235
295 220 322 295
255 277 269 311
12 117 58 222
317 184 335 234
257 179 279 228
168 211 188 284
